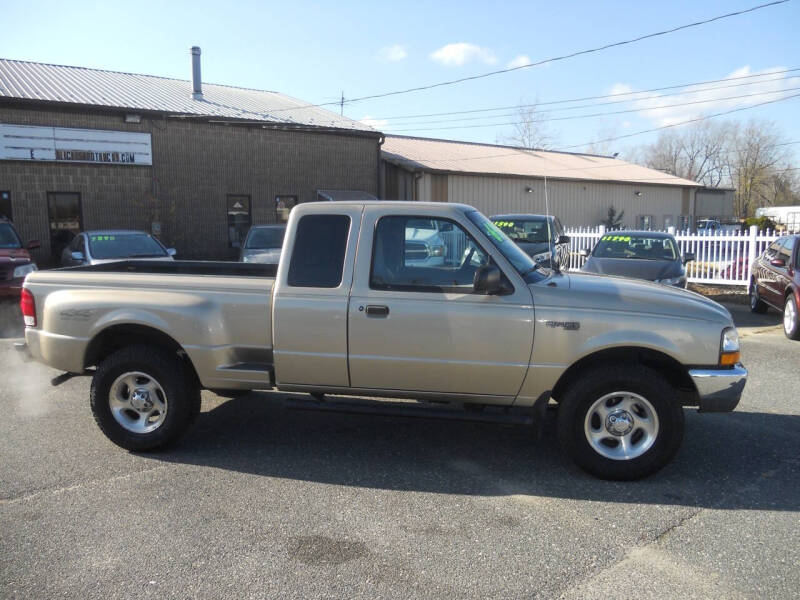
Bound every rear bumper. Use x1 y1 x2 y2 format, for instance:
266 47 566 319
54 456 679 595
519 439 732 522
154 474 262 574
689 364 747 412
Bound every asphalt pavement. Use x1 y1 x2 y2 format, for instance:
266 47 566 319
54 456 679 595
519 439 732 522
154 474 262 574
0 303 797 599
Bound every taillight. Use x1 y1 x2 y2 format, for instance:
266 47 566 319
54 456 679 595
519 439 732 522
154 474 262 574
20 288 36 327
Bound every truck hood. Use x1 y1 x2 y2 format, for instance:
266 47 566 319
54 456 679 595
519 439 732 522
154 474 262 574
0 248 32 265
536 271 732 324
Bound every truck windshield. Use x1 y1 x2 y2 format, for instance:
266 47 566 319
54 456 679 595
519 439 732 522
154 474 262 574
0 223 23 249
245 227 286 249
492 218 550 243
88 233 167 259
466 211 544 279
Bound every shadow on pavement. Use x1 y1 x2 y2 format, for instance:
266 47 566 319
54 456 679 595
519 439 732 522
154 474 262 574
150 392 800 512
0 301 23 339
725 302 782 329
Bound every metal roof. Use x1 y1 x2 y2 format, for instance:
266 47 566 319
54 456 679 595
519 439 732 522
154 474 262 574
0 58 375 133
382 135 701 187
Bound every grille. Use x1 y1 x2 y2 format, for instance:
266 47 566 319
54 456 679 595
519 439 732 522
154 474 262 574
404 241 429 261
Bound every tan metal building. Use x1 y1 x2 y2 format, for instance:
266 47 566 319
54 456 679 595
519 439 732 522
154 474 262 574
380 135 722 230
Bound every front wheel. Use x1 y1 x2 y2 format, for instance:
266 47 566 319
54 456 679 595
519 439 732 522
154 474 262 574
557 366 684 480
750 280 768 314
784 294 800 340
90 345 200 451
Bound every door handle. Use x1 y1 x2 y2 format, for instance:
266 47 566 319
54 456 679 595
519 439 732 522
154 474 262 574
365 305 390 317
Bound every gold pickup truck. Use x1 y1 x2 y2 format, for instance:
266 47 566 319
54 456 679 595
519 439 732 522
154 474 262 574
17 201 746 480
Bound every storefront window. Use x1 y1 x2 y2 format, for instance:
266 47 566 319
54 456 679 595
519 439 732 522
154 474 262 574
227 195 251 248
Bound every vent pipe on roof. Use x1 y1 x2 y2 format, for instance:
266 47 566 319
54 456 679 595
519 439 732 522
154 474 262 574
190 46 203 100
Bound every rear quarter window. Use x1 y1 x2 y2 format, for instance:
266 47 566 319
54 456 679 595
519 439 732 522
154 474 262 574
287 214 350 288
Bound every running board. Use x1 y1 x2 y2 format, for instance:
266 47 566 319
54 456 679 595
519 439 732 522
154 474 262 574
285 397 533 425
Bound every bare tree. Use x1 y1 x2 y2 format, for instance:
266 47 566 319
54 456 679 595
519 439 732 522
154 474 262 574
639 121 733 187
500 101 558 149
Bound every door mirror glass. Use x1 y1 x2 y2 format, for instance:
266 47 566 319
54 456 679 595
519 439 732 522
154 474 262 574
71 251 85 261
683 252 695 264
166 248 177 257
474 265 503 295
558 235 570 245
579 248 590 258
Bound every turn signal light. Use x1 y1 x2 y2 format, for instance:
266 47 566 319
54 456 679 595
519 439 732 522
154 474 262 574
719 351 740 366
20 288 36 327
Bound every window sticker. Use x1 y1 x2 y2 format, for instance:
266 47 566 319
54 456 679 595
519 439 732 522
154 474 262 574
483 221 506 242
90 235 116 242
601 235 631 242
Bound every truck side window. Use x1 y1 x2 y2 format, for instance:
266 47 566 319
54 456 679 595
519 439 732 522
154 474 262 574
370 216 490 293
287 214 350 288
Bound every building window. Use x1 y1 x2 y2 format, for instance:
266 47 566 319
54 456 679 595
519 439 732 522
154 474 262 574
287 214 350 288
638 215 654 230
0 191 11 221
227 195 251 248
275 195 298 223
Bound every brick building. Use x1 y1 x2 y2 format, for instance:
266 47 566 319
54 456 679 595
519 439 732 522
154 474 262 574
0 51 380 263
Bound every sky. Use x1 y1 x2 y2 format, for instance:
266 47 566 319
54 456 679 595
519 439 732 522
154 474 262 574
2 0 799 160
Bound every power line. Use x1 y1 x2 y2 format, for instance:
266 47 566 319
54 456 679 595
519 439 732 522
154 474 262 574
386 86 800 131
372 68 800 121
266 0 790 113
557 91 800 150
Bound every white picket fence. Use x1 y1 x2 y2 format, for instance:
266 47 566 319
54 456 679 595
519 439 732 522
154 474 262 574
564 225 790 286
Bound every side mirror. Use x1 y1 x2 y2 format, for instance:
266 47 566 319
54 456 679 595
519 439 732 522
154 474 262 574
167 248 177 257
474 265 506 295
558 235 571 244
683 252 695 264
71 251 85 261
579 249 590 258
26 240 41 250
770 257 786 267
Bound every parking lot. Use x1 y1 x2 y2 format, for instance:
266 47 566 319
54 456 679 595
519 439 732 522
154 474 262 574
1 302 798 599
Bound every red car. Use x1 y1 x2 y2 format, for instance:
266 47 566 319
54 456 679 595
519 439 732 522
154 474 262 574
749 234 800 340
0 217 40 299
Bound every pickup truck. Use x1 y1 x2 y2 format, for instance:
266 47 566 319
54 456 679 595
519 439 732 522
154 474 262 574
17 201 747 480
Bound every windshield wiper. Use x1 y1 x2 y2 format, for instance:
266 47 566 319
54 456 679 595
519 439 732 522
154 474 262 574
128 253 166 258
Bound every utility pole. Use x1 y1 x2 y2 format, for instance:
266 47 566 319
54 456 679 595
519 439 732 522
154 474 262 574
340 91 344 116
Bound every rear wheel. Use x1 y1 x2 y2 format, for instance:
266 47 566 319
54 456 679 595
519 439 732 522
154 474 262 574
750 280 768 314
557 366 684 480
90 345 200 451
784 294 800 340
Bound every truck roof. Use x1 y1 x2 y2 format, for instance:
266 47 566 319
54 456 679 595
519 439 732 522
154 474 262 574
295 200 477 213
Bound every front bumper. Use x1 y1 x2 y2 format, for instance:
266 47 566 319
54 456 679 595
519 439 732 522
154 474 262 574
689 364 747 412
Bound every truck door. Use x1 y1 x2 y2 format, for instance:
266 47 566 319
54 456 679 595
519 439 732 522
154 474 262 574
272 205 362 387
347 207 534 401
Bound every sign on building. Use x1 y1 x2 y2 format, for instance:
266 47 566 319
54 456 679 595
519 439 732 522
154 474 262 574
0 124 152 165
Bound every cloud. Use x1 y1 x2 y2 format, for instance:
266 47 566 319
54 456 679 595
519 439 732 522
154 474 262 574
359 116 388 130
506 55 531 69
430 43 496 66
611 66 797 127
377 44 407 62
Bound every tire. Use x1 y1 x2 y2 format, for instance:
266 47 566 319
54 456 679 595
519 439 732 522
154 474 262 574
750 280 768 314
90 344 201 451
784 294 800 340
557 366 684 481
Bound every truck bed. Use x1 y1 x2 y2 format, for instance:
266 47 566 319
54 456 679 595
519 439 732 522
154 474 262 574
60 260 278 278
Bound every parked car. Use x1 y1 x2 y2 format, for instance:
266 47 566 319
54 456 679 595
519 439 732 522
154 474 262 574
580 231 694 288
490 214 570 269
403 218 447 267
0 217 40 298
240 225 287 264
749 234 799 340
18 201 746 481
61 230 176 267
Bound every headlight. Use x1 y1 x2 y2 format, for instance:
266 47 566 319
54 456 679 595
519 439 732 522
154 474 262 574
532 251 551 263
13 263 37 279
655 275 684 286
720 327 740 366
242 255 253 263
428 244 446 257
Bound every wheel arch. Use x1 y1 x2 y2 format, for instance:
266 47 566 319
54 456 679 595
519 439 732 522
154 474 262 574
84 324 200 386
550 346 695 404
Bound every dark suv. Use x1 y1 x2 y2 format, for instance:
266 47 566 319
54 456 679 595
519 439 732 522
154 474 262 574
490 214 570 269
750 234 800 340
0 217 40 299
